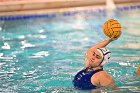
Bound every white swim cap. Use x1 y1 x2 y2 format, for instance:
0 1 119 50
97 48 111 66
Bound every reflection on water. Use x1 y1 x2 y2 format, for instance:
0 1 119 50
0 5 140 93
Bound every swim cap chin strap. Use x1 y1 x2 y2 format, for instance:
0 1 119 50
97 48 111 66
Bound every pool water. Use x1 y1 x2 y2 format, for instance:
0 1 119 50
0 5 140 93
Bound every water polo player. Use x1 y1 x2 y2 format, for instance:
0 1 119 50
73 36 119 90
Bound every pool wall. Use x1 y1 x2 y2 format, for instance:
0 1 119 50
0 0 140 16
0 4 140 21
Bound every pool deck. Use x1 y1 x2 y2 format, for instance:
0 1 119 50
0 0 140 16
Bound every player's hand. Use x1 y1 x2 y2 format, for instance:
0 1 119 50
109 33 118 41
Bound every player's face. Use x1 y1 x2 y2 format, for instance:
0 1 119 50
86 49 102 67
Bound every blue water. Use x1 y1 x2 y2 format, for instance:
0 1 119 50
0 5 140 93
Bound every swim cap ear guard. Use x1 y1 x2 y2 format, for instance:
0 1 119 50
97 48 111 66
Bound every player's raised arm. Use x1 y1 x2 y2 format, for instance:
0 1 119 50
88 19 121 51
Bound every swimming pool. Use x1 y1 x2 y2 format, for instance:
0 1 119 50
0 5 140 93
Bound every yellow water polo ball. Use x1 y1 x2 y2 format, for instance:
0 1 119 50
103 19 122 38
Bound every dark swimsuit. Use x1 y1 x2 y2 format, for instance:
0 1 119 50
73 67 103 90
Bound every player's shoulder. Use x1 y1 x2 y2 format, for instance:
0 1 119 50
92 70 113 80
91 70 108 85
98 70 112 78
91 70 114 86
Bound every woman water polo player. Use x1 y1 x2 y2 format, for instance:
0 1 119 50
73 34 119 90
134 65 140 76
137 65 140 76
